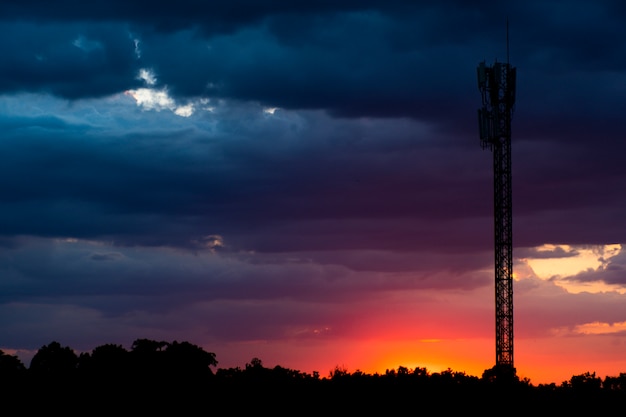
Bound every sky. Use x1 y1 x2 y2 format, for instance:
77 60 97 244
1 0 626 385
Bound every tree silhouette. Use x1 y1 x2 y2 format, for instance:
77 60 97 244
568 371 602 392
603 372 626 391
3 338 626 413
127 338 169 382
164 340 217 378
0 349 26 381
78 343 130 377
131 338 168 354
29 341 78 377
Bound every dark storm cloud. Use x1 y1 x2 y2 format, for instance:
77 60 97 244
136 11 469 113
0 236 486 315
0 22 141 98
517 246 580 260
0 1 491 33
0 0 623 260
0 93 492 253
1 0 626 371
1 3 482 124
3 0 626 130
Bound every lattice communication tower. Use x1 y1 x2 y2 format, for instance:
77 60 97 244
477 52 516 376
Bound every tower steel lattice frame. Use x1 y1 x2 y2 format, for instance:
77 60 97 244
477 59 516 373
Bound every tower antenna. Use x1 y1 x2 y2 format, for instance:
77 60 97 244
476 20 517 380
506 17 510 64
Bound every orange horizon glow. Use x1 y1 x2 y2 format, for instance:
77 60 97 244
7 329 626 386
208 332 626 386
6 243 624 388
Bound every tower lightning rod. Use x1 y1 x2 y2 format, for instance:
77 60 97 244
477 21 516 379
506 17 510 64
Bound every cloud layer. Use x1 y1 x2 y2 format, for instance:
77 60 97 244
0 1 625 384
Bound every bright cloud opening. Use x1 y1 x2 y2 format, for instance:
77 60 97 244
125 87 196 118
174 103 194 117
522 244 623 294
191 235 224 252
137 68 157 86
126 88 175 112
124 68 196 117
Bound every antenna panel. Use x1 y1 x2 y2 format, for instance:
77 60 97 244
508 67 517 105
477 62 486 87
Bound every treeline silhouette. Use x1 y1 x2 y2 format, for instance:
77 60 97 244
1 339 626 413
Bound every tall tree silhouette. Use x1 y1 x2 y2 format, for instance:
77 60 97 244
129 338 168 381
29 341 78 377
164 340 217 378
78 343 130 377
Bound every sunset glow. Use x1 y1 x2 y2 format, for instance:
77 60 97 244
1 1 626 388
